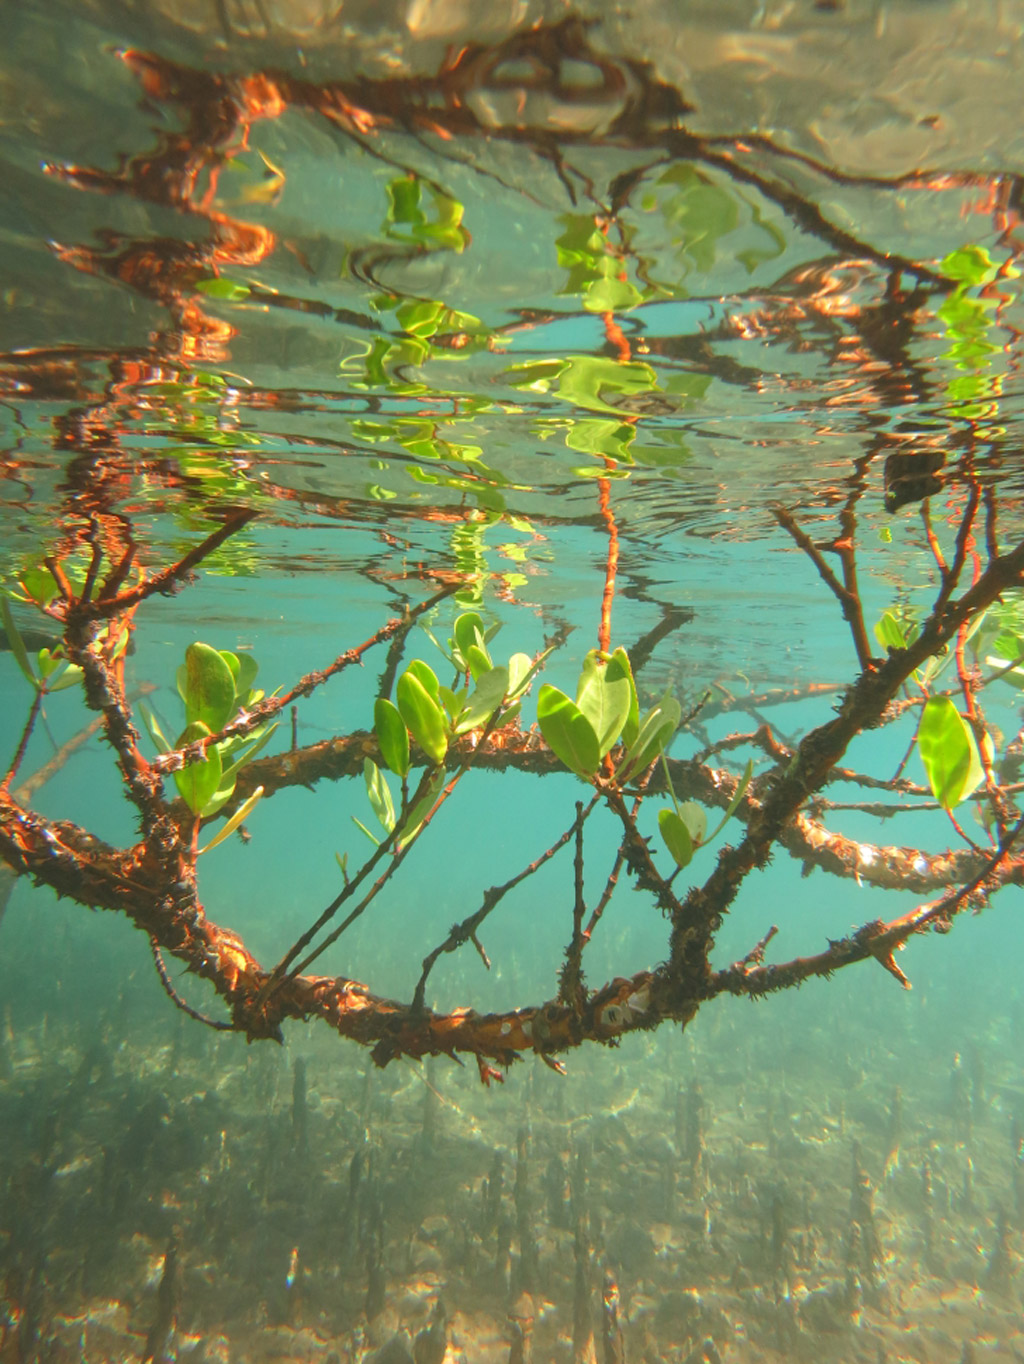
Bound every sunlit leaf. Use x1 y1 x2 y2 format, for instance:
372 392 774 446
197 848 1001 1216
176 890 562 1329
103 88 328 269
405 659 442 703
917 697 984 810
197 778 238 820
438 684 466 719
453 612 488 664
507 648 553 702
45 661 84 692
198 786 264 855
537 685 601 778
36 646 62 679
576 648 632 758
374 697 410 777
396 670 449 765
619 651 640 751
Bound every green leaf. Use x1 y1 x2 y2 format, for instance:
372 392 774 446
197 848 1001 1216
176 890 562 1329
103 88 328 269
678 801 707 847
453 665 509 735
706 759 754 842
557 356 660 416
197 778 238 820
583 277 643 313
874 610 912 653
374 697 410 777
198 785 264 855
565 419 635 462
17 566 60 608
453 611 487 662
917 697 984 810
1 599 40 690
46 663 84 692
217 722 279 788
618 692 681 779
619 653 640 750
438 684 467 719
575 648 633 758
464 643 492 682
36 647 62 679
537 685 601 778
397 767 447 849
181 643 237 732
507 649 553 702
351 816 380 847
659 809 694 868
940 245 998 287
396 670 449 765
224 651 259 703
363 758 396 832
405 659 442 703
36 646 83 690
173 722 224 814
140 706 173 755
196 276 251 301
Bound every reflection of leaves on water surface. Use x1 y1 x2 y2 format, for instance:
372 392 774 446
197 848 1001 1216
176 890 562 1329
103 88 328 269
4 14 1024 601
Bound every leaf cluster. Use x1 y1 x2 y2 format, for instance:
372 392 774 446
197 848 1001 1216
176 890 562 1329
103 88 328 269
144 642 277 826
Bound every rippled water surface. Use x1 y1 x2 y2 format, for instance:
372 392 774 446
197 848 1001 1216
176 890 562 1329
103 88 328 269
4 3 1024 1362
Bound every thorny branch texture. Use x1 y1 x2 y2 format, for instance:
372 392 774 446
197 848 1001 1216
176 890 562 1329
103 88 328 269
5 23 1024 1077
2 492 1024 1081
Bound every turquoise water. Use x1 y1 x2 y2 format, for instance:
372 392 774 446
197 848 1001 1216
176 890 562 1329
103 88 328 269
3 2 1024 1360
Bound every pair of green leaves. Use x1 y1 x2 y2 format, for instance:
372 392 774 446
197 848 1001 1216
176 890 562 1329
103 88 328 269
145 642 277 819
353 758 447 852
536 647 680 782
658 758 753 870
2 598 130 695
2 599 83 694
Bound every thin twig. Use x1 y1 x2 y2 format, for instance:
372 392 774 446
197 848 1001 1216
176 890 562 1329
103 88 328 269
150 937 233 1030
412 795 599 1014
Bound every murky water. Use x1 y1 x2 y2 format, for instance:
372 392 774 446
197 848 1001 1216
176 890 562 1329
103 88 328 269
3 3 1024 1361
